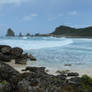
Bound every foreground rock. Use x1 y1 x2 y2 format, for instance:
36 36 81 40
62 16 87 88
28 54 37 61
0 62 91 92
0 45 36 64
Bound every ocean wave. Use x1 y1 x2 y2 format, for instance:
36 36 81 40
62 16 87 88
0 38 73 50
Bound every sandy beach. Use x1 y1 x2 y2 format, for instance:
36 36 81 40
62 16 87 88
6 60 92 77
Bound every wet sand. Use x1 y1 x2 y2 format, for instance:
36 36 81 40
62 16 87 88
6 60 92 77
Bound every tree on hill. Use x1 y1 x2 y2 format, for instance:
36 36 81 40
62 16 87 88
6 28 15 36
19 32 23 37
51 25 92 37
26 33 31 36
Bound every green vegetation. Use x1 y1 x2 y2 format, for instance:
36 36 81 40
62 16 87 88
51 25 92 37
1 80 8 85
26 33 31 36
80 75 92 91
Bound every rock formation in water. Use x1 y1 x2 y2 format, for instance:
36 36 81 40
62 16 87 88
0 45 36 64
18 32 23 37
6 28 15 37
26 33 31 36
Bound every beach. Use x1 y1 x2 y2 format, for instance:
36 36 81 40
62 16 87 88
0 36 92 77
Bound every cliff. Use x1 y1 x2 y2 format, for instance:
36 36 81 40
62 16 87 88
51 25 92 37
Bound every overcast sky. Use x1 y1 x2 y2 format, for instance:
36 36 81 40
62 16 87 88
0 0 92 35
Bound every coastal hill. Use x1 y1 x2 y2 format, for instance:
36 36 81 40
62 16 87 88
5 25 92 37
51 25 92 37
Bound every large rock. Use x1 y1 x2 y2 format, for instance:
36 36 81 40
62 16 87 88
67 77 81 85
15 58 27 65
67 72 79 77
17 79 33 92
28 54 36 61
0 53 11 62
0 62 20 82
1 47 11 54
10 47 23 57
0 81 12 92
0 45 11 51
15 54 28 64
23 67 46 73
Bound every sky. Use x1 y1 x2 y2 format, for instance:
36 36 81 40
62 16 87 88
0 0 92 35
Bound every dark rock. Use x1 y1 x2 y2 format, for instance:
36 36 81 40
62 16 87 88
0 81 12 92
6 28 15 37
28 54 36 61
67 72 79 77
0 53 11 62
24 67 46 73
64 64 72 66
17 79 33 92
0 62 19 82
10 47 23 57
67 77 81 85
1 47 11 54
57 74 67 80
15 54 28 64
15 58 27 64
0 45 11 51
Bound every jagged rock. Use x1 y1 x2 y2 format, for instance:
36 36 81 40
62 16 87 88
6 28 15 37
67 72 79 77
15 54 28 64
0 45 11 51
0 53 11 62
10 47 23 57
23 67 46 73
15 58 27 64
28 54 36 61
0 81 12 92
67 77 81 85
0 62 19 82
1 47 11 54
17 79 33 92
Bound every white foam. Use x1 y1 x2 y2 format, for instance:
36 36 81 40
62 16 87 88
0 38 73 50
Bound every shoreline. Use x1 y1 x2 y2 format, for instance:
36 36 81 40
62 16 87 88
6 60 92 77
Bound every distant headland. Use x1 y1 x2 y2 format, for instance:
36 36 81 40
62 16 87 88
5 25 92 38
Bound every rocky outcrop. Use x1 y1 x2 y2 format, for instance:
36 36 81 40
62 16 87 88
28 54 36 61
0 45 36 64
10 47 23 58
6 28 15 37
0 62 91 92
51 25 92 37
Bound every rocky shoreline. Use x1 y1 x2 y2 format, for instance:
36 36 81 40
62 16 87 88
0 45 92 92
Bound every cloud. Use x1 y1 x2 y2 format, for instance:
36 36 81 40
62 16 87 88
0 0 30 5
48 13 64 21
68 11 78 16
48 17 57 21
22 13 38 21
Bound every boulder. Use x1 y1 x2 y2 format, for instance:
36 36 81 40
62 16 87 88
0 45 11 51
17 79 34 92
0 62 20 82
23 67 46 73
15 54 28 64
10 47 23 57
0 81 12 92
28 54 36 61
67 77 81 85
67 72 79 77
15 58 27 64
0 53 11 62
1 47 11 54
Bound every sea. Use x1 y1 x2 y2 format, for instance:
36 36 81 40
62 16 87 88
0 36 92 71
